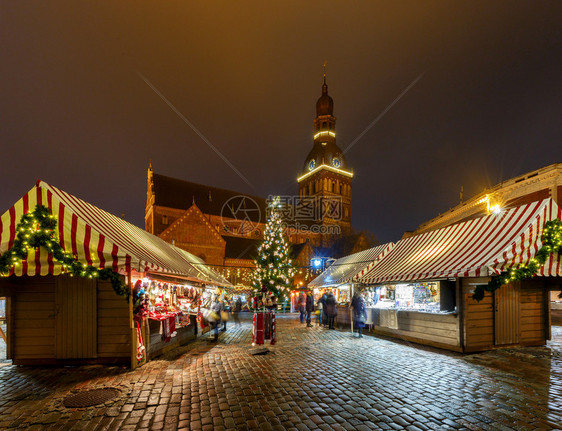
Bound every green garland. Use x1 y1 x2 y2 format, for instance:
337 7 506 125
0 205 129 299
472 218 562 301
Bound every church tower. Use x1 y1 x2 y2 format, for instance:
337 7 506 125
298 72 353 245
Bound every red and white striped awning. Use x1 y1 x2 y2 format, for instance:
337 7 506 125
0 181 231 286
308 243 394 287
355 198 562 284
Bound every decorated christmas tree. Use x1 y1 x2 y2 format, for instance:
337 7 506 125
252 197 296 301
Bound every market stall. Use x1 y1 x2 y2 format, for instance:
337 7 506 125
354 198 562 352
308 243 394 328
134 276 203 358
0 181 230 367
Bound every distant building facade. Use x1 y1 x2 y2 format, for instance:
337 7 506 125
408 163 562 237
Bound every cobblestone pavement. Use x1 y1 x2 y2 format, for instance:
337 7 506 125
0 315 561 430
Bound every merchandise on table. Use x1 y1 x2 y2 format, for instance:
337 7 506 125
134 279 205 344
335 285 351 305
363 282 449 313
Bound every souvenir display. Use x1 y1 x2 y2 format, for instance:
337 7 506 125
138 279 204 343
369 282 441 312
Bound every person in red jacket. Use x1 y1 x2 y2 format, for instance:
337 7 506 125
297 292 306 324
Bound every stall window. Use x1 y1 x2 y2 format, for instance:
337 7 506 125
439 280 456 311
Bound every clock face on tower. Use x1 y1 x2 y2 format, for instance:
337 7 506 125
332 157 341 168
308 160 316 171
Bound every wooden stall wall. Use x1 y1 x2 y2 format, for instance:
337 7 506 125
463 278 548 352
462 278 494 353
55 276 97 359
494 282 521 345
11 276 57 363
519 280 548 346
97 280 131 363
373 311 461 352
0 275 131 365
396 311 459 349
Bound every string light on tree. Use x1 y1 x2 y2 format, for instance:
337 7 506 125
251 196 296 299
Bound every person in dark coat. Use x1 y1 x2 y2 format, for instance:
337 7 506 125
305 292 314 327
351 292 368 338
297 292 306 324
319 292 328 327
324 291 338 329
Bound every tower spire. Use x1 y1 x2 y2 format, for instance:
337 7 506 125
323 61 327 85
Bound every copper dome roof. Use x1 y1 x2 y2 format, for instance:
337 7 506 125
316 83 334 116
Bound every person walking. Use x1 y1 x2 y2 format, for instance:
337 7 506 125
210 296 223 341
305 291 314 327
351 292 368 338
316 295 324 327
220 297 230 332
319 292 328 327
232 297 242 327
324 291 338 330
297 292 306 324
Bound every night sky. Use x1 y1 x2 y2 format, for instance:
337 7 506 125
1 1 561 244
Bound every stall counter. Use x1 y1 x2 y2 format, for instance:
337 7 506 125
370 308 461 351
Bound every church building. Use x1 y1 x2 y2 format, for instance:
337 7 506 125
294 73 354 247
145 73 372 285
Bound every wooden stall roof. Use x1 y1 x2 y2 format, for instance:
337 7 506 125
356 198 561 284
308 243 394 288
0 181 230 286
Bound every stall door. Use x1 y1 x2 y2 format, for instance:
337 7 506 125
55 277 97 359
494 282 520 345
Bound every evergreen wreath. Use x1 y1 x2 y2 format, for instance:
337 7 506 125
472 218 562 301
0 205 129 299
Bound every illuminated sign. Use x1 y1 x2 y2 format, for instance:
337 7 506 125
311 258 323 269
